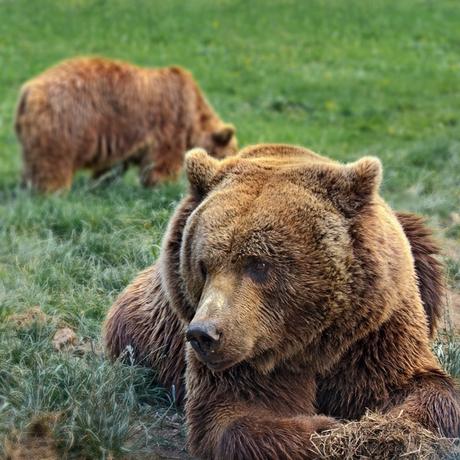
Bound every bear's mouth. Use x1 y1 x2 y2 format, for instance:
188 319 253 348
189 347 237 372
203 358 236 372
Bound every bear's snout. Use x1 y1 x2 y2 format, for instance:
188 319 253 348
186 322 221 359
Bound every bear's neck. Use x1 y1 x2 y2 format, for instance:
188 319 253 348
186 351 316 417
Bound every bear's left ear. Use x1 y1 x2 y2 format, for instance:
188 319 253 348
344 156 382 200
314 156 382 216
212 124 236 146
185 148 220 197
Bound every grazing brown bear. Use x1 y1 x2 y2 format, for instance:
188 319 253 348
104 144 459 459
15 57 237 192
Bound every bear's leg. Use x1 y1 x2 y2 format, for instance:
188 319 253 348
216 414 335 460
186 356 337 459
19 130 75 192
92 161 129 183
22 155 73 193
138 142 185 187
17 115 75 192
103 264 187 403
187 402 336 460
388 368 460 437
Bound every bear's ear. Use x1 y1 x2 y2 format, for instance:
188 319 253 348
212 124 236 146
344 156 382 200
185 148 220 196
311 156 382 216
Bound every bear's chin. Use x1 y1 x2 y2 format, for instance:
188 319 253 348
204 359 237 372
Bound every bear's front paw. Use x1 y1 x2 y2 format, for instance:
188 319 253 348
294 415 339 434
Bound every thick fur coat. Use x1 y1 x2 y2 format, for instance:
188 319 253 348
15 57 237 192
104 144 459 459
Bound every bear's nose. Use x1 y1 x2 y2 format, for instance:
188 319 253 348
186 323 221 356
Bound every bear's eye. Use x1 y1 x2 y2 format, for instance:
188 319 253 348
199 260 207 279
245 257 270 283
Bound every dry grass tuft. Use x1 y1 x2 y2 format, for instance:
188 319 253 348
52 327 77 350
6 307 50 328
310 413 460 460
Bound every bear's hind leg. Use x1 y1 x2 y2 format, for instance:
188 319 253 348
104 264 187 403
92 161 129 184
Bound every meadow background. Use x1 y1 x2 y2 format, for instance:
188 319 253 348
0 0 459 458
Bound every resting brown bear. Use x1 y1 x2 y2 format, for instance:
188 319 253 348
15 57 237 192
104 144 459 459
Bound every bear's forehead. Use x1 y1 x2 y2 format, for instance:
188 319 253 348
219 156 334 178
237 143 335 166
190 145 346 253
197 177 332 241
193 185 340 262
213 145 340 191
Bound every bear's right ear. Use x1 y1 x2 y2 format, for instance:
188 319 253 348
185 148 220 197
319 156 382 216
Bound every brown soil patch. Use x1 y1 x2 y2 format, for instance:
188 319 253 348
147 416 189 459
4 414 60 460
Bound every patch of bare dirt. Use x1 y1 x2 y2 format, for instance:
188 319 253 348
148 417 188 459
3 413 60 460
123 412 190 460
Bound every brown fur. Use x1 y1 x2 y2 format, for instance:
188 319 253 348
15 57 237 192
104 144 459 458
394 212 445 337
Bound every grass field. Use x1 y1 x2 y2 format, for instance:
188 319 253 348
1 0 460 458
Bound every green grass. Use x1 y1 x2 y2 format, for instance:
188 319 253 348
1 0 460 457
0 315 179 458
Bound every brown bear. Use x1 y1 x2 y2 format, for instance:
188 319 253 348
14 57 237 192
104 144 459 459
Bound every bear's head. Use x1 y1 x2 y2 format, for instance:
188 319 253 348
197 123 238 160
161 144 418 375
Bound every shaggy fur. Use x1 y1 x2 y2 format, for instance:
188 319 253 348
395 212 445 337
15 57 237 192
104 144 459 459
